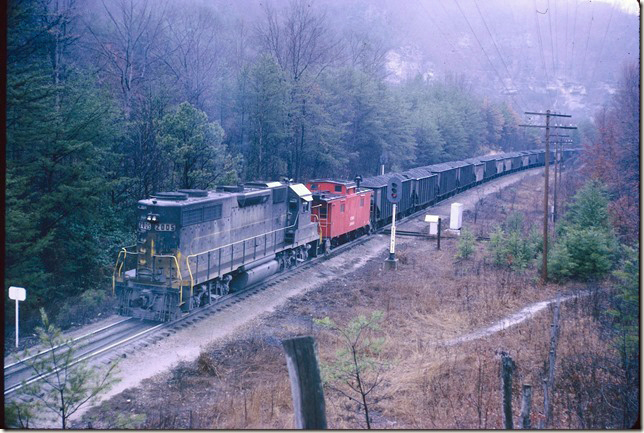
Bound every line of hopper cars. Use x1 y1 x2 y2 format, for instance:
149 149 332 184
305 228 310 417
113 148 579 321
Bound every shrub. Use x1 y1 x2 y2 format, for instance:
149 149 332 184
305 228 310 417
55 288 116 329
455 229 476 260
548 227 617 281
561 179 611 230
488 215 539 271
502 211 525 233
549 180 618 281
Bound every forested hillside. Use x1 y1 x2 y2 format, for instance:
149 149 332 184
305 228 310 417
4 0 635 335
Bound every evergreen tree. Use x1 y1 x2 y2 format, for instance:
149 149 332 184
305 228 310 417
157 102 241 190
245 55 290 180
6 0 122 322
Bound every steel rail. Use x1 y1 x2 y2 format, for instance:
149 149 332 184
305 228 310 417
4 318 133 370
4 322 164 396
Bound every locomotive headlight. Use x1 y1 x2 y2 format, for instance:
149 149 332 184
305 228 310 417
147 216 152 222
151 215 158 222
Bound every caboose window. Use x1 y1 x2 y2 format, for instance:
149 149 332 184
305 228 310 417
203 204 222 221
310 184 317 190
341 204 345 213
360 197 365 207
334 185 342 192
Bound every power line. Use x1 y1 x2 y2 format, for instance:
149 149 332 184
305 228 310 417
589 1 615 83
473 1 530 109
519 110 577 282
533 0 550 85
547 0 557 76
454 0 524 114
417 0 467 69
579 2 594 81
553 0 559 74
436 1 487 72
563 0 568 74
569 0 580 78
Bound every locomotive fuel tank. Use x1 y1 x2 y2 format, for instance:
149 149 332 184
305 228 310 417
229 259 281 292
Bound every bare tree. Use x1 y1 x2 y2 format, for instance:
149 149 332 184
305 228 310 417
159 5 227 112
86 0 166 116
255 0 341 180
346 30 391 80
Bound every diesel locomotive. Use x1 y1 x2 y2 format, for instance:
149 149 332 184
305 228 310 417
113 181 319 321
114 148 580 321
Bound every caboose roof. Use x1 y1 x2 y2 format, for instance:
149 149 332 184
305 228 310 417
308 179 357 188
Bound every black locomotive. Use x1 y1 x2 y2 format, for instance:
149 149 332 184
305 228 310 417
113 181 319 321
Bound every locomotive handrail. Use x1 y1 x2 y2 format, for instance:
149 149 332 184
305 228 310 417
152 254 184 305
112 246 184 304
184 219 301 296
310 213 323 242
112 246 136 295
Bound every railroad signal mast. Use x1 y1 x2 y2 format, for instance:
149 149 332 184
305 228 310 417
520 111 577 282
385 175 402 270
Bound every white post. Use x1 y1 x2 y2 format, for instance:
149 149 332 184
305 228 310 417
15 299 19 348
385 204 398 270
390 203 397 255
9 286 26 349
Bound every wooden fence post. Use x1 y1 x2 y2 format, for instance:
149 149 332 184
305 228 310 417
519 384 532 429
541 297 561 428
500 351 515 429
437 217 442 250
282 336 327 429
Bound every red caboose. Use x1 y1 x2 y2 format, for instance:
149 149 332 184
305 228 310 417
306 180 372 250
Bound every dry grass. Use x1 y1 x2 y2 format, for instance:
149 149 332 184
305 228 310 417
78 168 634 429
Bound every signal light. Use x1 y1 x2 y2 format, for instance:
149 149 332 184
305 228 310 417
386 175 403 204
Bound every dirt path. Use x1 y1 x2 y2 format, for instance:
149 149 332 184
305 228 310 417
440 291 589 347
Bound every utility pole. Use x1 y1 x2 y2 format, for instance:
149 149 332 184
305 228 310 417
550 134 570 224
520 112 577 282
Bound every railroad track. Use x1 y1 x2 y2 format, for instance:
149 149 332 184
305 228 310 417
5 168 540 397
4 318 159 395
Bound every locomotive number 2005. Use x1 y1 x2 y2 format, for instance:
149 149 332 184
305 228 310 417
155 223 176 231
138 222 176 232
